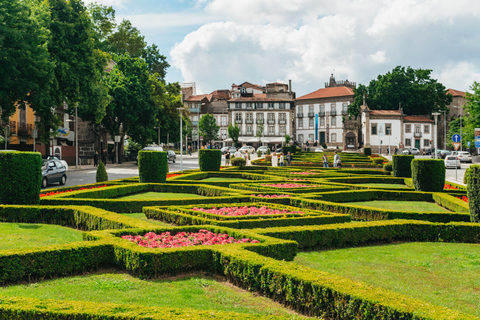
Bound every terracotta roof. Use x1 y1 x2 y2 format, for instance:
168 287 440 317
210 90 230 100
296 86 354 100
447 88 465 97
370 110 402 116
239 82 265 91
404 116 434 123
184 94 212 102
228 93 292 102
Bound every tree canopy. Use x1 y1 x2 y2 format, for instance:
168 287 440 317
227 123 240 147
348 66 452 118
199 113 219 144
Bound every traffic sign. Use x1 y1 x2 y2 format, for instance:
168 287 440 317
468 141 471 147
453 142 461 150
452 134 461 142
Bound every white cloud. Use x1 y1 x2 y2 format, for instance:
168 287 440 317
169 0 480 95
82 0 129 9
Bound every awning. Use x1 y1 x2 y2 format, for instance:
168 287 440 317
247 137 259 143
224 138 233 142
268 137 285 143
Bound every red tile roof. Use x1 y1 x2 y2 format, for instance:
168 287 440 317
296 86 354 100
184 94 212 102
447 88 465 97
404 116 434 123
210 90 230 100
370 110 402 116
228 93 292 102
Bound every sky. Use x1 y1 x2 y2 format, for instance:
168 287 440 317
83 0 480 97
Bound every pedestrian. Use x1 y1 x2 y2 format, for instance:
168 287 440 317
333 151 340 167
110 148 115 163
234 148 242 159
225 150 230 166
188 145 192 156
323 153 328 168
394 148 398 155
279 153 284 167
93 150 99 167
286 151 292 166
101 149 107 166
272 152 278 167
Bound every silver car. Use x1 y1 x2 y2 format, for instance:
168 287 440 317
457 151 472 163
444 155 461 169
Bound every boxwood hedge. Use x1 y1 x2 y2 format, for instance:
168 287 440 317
466 165 480 222
392 154 414 177
199 149 221 171
411 159 445 192
138 151 168 183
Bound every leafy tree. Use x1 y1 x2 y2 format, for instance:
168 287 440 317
459 81 480 149
348 66 452 118
87 2 116 52
256 120 264 144
199 113 219 144
108 19 146 58
228 123 240 146
285 134 291 144
0 0 53 123
143 44 169 80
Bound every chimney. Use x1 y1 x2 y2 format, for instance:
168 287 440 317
289 79 292 94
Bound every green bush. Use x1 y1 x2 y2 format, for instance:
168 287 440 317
392 155 414 177
291 145 297 153
96 161 108 182
231 157 246 167
411 159 445 192
372 158 384 165
266 148 271 155
257 150 261 157
383 161 392 172
364 147 371 156
0 151 41 205
466 165 480 222
138 151 168 183
282 146 291 154
199 149 221 171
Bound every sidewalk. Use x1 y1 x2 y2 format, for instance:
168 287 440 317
70 161 138 172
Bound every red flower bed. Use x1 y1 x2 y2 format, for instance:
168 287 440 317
40 185 108 197
167 173 183 179
261 183 320 188
191 206 303 216
456 196 469 203
250 194 292 198
444 184 458 190
121 229 259 248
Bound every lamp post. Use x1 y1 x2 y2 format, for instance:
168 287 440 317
177 107 185 172
432 112 440 159
453 106 463 151
441 110 447 149
65 105 79 169
4 124 10 150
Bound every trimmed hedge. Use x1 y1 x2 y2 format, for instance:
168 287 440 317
231 157 246 167
96 161 108 182
282 146 291 154
0 151 42 205
364 147 371 156
466 165 480 222
199 149 222 171
392 154 414 177
411 159 445 192
138 151 168 183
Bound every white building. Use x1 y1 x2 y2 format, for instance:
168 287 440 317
362 105 434 154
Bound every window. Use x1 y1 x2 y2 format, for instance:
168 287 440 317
298 118 303 128
279 113 286 121
414 125 421 134
221 116 227 126
386 123 391 135
267 102 274 109
235 113 242 121
331 117 336 127
279 102 286 109
267 113 275 121
268 126 275 135
309 134 314 142
279 126 286 135
256 125 263 134
424 139 430 147
257 113 264 121
256 102 263 109
405 138 411 146
309 118 314 128
221 129 227 139
424 125 430 134
298 106 303 114
298 134 304 142
320 117 325 126
371 123 377 135
331 104 336 112
235 102 242 109
247 126 252 134
343 103 348 112
320 105 325 113
331 133 337 143
246 113 253 121
309 105 314 113
405 124 411 133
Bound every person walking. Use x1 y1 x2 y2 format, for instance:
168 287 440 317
323 153 328 168
333 151 340 167
234 148 242 159
93 150 99 167
225 150 230 166
101 149 107 166
188 145 192 156
279 153 284 167
271 152 278 167
286 151 292 166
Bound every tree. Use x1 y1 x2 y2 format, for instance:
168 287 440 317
256 120 264 144
108 19 146 58
348 66 452 118
87 2 116 52
285 134 291 144
0 0 54 123
199 113 219 145
459 81 480 149
228 124 240 147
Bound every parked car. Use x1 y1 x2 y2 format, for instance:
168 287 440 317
239 146 256 154
221 146 229 153
444 155 461 169
314 148 324 152
228 147 237 154
275 147 283 153
439 150 451 159
257 146 269 155
457 151 472 163
47 156 68 171
136 146 171 164
42 159 67 188
167 150 176 163
401 149 411 155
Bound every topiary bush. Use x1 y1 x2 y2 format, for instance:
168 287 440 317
372 158 384 165
364 147 371 156
96 161 108 182
291 145 297 153
392 155 414 177
231 157 246 167
0 151 42 205
411 159 445 192
282 146 291 154
199 149 221 171
383 161 392 172
266 149 271 155
466 165 480 222
138 151 168 183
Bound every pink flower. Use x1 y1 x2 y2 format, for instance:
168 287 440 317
191 206 303 216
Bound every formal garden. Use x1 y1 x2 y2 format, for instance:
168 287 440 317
0 148 479 319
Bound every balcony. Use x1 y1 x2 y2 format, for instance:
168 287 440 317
8 121 17 134
330 111 337 116
319 111 325 117
17 123 33 137
279 120 286 125
308 112 314 117
297 113 304 118
235 104 242 109
192 121 199 126
267 119 275 124
414 132 422 138
235 119 243 124
244 132 254 136
189 107 200 113
256 119 264 124
342 110 348 115
245 119 253 124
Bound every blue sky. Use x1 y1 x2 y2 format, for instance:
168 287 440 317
85 0 480 97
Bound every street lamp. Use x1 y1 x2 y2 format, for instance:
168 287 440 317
177 107 185 172
65 104 79 169
432 112 440 159
453 106 463 151
441 110 447 149
4 124 10 150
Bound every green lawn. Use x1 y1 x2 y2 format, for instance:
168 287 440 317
200 177 249 182
0 223 84 251
357 183 411 189
351 200 450 212
123 213 172 226
294 242 480 316
0 272 308 319
119 192 205 200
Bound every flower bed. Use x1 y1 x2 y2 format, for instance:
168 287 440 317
444 184 458 190
261 183 320 188
291 172 318 175
456 196 469 203
121 229 259 248
250 194 292 198
191 206 304 216
40 185 108 197
167 173 183 179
